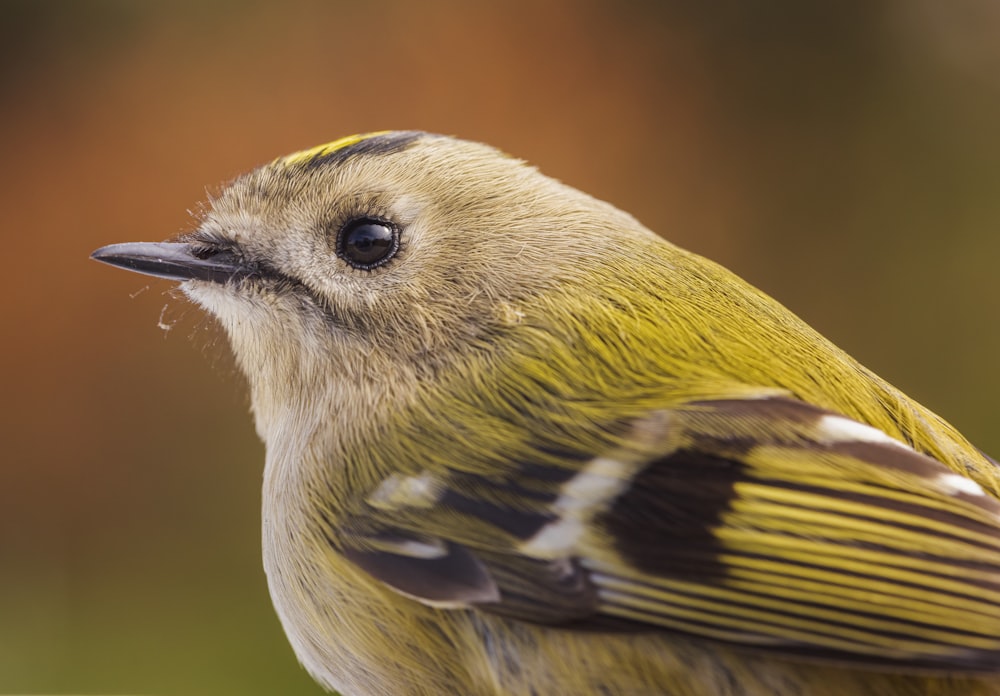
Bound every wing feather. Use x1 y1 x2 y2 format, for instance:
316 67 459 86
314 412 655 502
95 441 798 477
340 395 1000 671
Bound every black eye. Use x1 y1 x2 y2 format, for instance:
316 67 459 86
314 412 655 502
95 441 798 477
336 218 399 270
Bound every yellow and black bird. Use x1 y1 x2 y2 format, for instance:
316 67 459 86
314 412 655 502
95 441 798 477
93 131 1000 695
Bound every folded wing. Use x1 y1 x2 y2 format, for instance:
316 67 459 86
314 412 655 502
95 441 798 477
342 396 1000 671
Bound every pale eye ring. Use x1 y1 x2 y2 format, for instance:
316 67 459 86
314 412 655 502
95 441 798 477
336 218 399 270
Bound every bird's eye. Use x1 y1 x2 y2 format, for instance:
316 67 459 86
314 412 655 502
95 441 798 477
336 218 399 270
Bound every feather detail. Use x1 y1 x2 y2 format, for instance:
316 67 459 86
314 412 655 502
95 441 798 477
341 532 499 608
338 395 1000 672
589 397 1000 669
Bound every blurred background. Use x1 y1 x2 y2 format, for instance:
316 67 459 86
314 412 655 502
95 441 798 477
3 0 1000 693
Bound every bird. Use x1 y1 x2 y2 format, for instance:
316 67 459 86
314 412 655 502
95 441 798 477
92 131 1000 695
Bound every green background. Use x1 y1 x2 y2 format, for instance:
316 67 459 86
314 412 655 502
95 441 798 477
3 1 1000 693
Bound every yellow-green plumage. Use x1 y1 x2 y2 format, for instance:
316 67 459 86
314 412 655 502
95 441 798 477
92 131 1000 695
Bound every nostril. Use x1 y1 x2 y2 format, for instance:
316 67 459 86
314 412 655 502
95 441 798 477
191 244 221 260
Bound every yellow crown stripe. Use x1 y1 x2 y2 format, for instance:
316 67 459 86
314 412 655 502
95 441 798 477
277 131 393 166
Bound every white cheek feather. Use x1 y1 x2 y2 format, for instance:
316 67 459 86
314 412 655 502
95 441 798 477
520 456 633 557
816 414 908 448
181 280 270 333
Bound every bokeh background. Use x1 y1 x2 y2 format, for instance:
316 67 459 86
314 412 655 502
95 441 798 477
3 1 1000 693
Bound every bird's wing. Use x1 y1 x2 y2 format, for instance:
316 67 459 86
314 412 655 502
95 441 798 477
340 395 1000 672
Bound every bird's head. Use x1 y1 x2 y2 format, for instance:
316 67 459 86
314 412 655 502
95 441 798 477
92 132 654 434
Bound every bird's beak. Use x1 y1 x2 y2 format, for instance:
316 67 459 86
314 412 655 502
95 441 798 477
90 242 246 284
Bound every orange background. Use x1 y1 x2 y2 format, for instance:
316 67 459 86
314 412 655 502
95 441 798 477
3 1 1000 693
